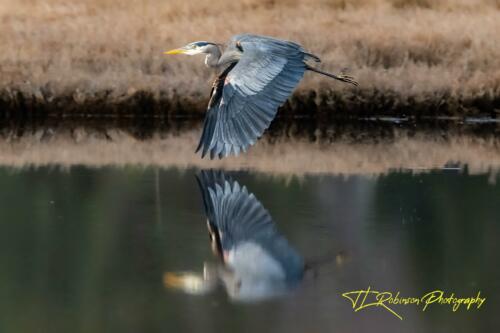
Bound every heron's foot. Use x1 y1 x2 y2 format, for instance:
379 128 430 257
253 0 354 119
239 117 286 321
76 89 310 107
337 69 358 86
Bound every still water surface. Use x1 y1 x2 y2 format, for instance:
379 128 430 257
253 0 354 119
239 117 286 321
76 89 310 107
0 166 498 332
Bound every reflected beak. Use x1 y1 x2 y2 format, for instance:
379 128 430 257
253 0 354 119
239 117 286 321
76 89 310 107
163 271 214 295
164 48 186 55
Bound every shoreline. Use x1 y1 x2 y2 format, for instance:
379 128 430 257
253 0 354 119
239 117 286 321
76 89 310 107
1 117 498 178
1 88 499 119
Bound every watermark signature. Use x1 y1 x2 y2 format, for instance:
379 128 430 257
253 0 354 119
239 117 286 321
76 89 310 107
342 287 486 320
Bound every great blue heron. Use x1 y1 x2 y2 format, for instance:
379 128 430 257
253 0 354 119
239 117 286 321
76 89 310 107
165 34 358 159
164 171 304 301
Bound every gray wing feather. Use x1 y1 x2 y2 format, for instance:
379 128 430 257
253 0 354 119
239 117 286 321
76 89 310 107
197 34 310 159
197 170 278 250
196 170 305 279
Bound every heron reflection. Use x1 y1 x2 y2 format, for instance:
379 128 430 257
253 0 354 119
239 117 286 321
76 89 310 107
164 171 304 301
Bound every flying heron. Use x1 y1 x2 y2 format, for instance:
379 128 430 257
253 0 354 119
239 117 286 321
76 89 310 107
165 34 358 159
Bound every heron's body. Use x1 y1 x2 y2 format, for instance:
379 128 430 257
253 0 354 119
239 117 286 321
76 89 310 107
196 171 304 301
165 34 357 159
224 242 291 301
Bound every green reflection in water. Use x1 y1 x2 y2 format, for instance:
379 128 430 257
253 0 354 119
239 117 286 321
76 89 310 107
0 167 498 332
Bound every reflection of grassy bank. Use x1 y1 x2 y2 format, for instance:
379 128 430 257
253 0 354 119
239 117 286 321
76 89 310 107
1 0 499 116
1 119 499 178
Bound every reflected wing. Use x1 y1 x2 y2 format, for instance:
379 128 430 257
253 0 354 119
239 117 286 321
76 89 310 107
196 170 277 251
196 35 309 159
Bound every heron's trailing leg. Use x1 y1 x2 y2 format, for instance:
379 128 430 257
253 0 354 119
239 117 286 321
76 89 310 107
306 65 358 86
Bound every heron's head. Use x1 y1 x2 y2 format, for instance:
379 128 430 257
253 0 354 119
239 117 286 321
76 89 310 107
164 41 218 56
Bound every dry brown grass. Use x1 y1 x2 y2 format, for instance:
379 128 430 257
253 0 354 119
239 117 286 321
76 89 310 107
1 0 500 114
1 125 499 180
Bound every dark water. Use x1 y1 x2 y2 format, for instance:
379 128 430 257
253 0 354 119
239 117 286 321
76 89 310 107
0 166 498 332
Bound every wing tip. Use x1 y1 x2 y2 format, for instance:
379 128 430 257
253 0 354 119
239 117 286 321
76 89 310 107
197 142 250 160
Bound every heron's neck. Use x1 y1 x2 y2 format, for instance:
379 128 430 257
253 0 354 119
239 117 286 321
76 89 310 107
204 45 221 68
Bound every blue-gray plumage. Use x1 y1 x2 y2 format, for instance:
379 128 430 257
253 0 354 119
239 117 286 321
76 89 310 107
165 34 358 159
196 171 304 300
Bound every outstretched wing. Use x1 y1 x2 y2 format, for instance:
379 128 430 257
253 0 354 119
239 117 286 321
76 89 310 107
196 170 277 251
196 34 313 159
196 170 305 279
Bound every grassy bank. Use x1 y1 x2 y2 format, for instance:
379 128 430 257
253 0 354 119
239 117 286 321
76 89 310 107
1 0 500 116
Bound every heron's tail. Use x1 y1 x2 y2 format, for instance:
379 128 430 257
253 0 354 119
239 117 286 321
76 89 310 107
306 65 358 86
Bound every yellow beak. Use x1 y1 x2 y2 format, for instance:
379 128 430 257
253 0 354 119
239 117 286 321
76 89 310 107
164 48 186 55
